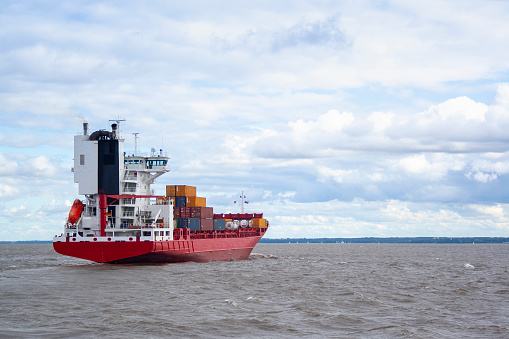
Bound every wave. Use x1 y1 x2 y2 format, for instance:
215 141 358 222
249 253 278 260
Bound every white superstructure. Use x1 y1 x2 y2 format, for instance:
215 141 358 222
59 122 174 242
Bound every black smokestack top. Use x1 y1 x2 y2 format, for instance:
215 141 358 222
83 122 89 135
111 124 118 139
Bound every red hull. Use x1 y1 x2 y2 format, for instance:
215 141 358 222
53 232 264 264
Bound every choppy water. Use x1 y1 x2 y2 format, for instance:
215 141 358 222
1 243 508 338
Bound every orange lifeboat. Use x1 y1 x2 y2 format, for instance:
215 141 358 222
68 199 85 225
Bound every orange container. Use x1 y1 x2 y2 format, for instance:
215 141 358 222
251 218 267 228
186 196 206 207
175 185 196 197
166 185 176 197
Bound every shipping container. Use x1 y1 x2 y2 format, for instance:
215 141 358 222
186 196 206 207
175 196 187 207
213 213 223 219
251 218 267 228
245 213 254 219
177 218 200 231
200 218 213 231
190 206 213 219
231 213 240 219
166 185 197 197
175 185 196 197
254 213 263 218
223 213 232 219
175 207 191 218
166 185 176 197
213 219 226 230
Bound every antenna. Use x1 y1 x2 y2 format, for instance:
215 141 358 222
133 133 139 156
109 117 126 126
161 125 164 153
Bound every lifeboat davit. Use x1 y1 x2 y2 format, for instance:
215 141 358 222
68 199 85 225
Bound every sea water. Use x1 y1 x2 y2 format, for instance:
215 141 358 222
1 243 508 338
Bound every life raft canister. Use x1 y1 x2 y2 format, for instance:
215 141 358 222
68 199 85 225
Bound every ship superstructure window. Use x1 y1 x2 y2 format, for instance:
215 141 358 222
80 154 85 165
146 160 167 168
125 159 142 165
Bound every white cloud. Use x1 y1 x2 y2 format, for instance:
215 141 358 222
398 154 465 181
466 171 497 183
0 184 20 199
4 204 28 218
24 156 58 177
0 153 20 175
317 166 355 184
367 111 395 133
470 204 505 219
417 96 488 123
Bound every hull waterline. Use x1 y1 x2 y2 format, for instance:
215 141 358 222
54 233 264 264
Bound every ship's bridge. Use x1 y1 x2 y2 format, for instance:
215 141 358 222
124 155 169 171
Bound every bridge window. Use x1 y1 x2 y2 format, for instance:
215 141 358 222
146 160 167 168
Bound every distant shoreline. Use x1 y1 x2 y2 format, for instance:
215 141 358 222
2 237 509 244
260 237 509 244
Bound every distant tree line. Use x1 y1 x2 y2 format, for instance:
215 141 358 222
259 237 509 244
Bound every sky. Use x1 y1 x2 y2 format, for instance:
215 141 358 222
2 0 509 241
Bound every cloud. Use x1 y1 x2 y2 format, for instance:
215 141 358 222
398 154 465 181
0 183 19 199
0 153 20 175
246 86 509 161
271 15 349 51
418 96 488 122
261 199 509 238
316 166 355 184
4 204 27 218
470 204 505 219
24 156 58 177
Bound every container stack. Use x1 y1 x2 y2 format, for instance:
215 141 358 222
166 185 213 231
167 185 268 232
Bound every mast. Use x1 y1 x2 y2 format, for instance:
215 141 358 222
132 133 139 156
240 191 245 214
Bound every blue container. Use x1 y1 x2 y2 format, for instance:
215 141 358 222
214 219 226 230
175 196 187 207
178 218 200 231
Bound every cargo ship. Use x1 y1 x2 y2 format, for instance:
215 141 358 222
53 121 268 263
